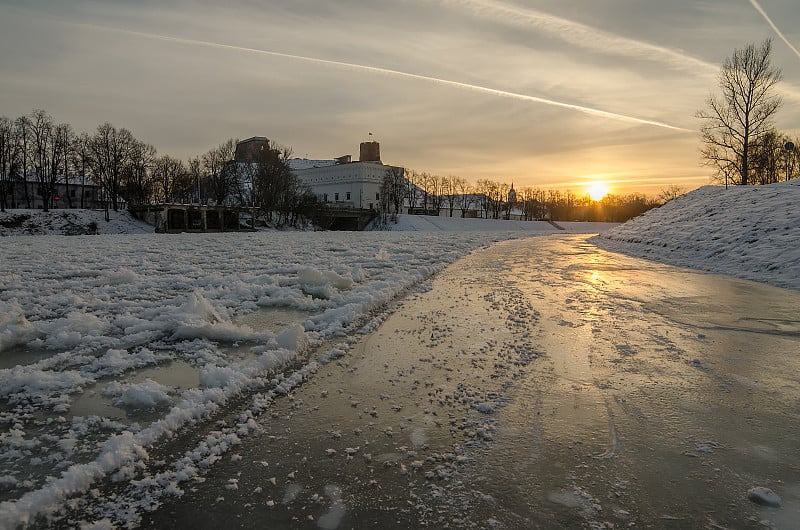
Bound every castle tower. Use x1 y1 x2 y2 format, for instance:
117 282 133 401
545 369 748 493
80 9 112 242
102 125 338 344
359 141 381 163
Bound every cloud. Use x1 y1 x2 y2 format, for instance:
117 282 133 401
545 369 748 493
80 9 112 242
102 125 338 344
66 21 690 132
433 0 717 74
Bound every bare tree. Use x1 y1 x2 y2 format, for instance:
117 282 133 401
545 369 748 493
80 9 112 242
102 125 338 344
455 177 473 217
418 171 432 211
698 39 782 186
657 185 686 204
0 117 14 211
203 139 237 204
185 156 202 204
250 140 296 223
429 174 446 213
70 132 92 208
14 116 32 208
405 170 421 210
89 122 136 218
123 140 156 206
521 187 548 220
748 131 800 184
380 166 406 223
28 110 67 212
152 155 187 203
440 175 461 218
59 124 74 208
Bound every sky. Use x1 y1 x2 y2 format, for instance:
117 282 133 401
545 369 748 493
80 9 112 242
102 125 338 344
1 0 799 197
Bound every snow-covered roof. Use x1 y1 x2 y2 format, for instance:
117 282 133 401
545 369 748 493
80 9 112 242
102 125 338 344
288 158 337 171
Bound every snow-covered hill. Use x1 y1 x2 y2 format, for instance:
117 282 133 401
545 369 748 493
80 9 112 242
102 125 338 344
594 181 800 291
0 209 152 236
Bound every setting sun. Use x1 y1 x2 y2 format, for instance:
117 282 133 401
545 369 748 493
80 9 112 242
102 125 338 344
587 183 609 202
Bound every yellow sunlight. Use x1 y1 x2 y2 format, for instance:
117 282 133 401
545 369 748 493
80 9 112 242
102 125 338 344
587 183 610 201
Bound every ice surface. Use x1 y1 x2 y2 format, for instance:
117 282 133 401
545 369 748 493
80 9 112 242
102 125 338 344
1 227 553 527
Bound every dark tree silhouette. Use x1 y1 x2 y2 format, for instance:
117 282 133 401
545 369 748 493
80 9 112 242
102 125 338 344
698 39 782 186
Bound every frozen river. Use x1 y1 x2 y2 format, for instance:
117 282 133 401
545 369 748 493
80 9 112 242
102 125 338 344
139 235 800 529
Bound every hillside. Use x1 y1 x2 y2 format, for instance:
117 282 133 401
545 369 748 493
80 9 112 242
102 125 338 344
0 209 152 236
594 181 800 290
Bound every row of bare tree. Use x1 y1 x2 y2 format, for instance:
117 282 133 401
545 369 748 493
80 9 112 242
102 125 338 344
0 109 315 225
402 170 673 222
0 109 189 217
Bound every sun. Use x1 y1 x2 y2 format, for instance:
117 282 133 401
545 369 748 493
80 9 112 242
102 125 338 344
587 183 609 202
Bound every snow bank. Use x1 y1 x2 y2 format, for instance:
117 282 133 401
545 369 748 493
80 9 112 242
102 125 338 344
0 209 152 236
594 181 800 290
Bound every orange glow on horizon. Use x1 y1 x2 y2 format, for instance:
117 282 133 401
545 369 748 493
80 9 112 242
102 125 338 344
587 183 610 201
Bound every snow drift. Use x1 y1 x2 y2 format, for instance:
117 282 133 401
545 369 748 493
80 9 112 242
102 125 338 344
594 181 800 291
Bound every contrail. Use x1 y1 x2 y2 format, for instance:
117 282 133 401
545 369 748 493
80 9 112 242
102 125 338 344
436 0 717 75
68 22 690 132
750 0 800 60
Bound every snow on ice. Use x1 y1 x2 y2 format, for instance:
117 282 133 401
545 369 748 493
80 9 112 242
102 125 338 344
1 180 798 527
0 219 596 527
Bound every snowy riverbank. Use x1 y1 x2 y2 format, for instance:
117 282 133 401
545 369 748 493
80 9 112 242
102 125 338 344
594 180 800 291
0 209 152 236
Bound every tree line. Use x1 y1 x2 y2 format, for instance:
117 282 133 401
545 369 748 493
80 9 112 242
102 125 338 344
401 170 674 223
0 109 317 226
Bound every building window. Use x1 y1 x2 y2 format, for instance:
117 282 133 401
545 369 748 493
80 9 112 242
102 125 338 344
376 192 380 200
70 189 76 198
346 192 351 200
324 193 328 202
335 193 339 201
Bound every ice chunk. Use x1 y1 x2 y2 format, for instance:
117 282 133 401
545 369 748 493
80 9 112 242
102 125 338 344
276 324 309 352
747 486 781 507
0 302 39 353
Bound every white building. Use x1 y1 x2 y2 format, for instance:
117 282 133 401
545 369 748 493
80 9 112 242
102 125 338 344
290 142 404 211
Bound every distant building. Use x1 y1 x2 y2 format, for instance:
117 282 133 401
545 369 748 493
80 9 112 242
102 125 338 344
234 136 271 163
507 183 517 205
5 177 111 210
290 141 404 211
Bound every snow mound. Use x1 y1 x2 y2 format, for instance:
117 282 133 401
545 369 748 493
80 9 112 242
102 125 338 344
594 181 800 290
276 324 310 352
0 209 152 236
0 302 39 353
103 378 174 409
298 267 354 298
